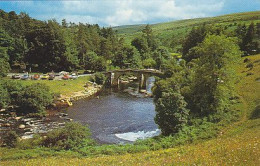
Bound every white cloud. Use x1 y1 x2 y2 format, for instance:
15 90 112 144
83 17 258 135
6 0 225 26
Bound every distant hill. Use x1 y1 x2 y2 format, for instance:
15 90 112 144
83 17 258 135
113 11 260 50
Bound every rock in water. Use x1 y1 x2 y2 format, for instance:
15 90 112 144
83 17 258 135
19 124 26 129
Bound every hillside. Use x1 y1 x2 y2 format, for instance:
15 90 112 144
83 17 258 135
1 54 259 165
113 11 260 49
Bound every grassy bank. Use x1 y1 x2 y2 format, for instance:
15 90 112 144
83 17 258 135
0 55 259 165
1 119 259 165
6 76 91 96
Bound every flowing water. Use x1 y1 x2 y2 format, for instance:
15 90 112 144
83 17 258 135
66 77 160 144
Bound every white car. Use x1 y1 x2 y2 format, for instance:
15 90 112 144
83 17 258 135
70 73 78 79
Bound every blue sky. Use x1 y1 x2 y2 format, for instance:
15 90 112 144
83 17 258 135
0 0 259 26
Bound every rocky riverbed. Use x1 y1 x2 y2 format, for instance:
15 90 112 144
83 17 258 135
0 84 102 142
0 109 72 141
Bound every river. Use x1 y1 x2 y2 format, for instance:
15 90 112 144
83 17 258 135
66 77 160 144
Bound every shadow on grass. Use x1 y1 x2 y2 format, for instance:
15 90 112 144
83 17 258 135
250 105 260 119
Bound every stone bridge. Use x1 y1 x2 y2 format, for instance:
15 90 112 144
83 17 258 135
103 69 163 90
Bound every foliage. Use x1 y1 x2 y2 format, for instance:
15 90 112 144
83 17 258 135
1 80 23 105
0 82 10 109
41 122 93 150
94 72 106 85
16 83 53 114
0 57 10 77
153 76 190 135
143 58 156 68
2 131 18 148
190 35 241 116
83 51 107 72
0 29 11 76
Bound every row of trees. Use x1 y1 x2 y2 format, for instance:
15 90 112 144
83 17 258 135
182 22 259 62
153 33 242 135
0 10 172 76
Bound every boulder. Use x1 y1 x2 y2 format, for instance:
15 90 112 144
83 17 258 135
15 117 22 120
19 124 26 129
0 109 6 112
3 123 11 127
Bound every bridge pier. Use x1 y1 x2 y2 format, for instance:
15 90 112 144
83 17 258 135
138 73 147 91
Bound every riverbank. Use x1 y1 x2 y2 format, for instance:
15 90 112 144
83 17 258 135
54 83 103 108
0 77 103 142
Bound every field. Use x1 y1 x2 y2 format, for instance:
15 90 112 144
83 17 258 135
1 54 259 165
113 11 260 50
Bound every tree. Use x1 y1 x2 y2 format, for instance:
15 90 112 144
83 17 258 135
83 51 106 72
112 46 141 69
152 47 170 70
242 23 259 55
190 35 241 116
61 19 68 28
25 20 67 71
142 24 158 51
131 37 149 57
0 47 10 77
182 26 207 62
153 78 189 135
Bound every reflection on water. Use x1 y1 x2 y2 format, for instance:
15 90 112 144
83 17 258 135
66 77 160 144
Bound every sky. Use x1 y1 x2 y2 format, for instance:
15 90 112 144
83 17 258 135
0 0 259 27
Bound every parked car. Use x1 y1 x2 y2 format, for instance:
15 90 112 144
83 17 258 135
48 74 55 80
21 74 29 80
32 74 40 80
41 74 49 80
12 74 20 79
70 73 78 79
62 74 70 80
59 71 68 76
55 72 61 76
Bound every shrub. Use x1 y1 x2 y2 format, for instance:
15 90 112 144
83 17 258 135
16 83 53 114
0 83 10 109
1 80 23 105
42 122 94 150
3 131 18 148
246 62 254 69
243 58 250 63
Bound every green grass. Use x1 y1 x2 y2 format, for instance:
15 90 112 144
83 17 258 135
7 76 91 96
1 119 259 165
